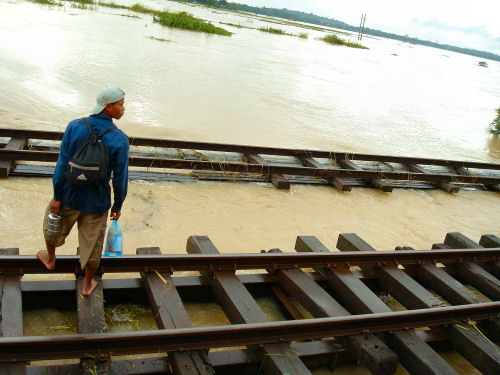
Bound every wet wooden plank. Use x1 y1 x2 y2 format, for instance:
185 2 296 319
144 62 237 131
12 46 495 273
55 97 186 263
476 235 500 278
24 340 346 375
25 331 456 375
245 153 290 189
339 234 500 375
75 258 107 374
137 247 215 375
296 236 458 375
399 248 480 305
269 247 398 375
432 243 499 301
339 159 392 192
400 245 500 340
0 248 25 375
441 233 500 301
0 137 26 177
449 231 500 285
271 285 306 319
299 156 351 191
187 236 312 375
440 234 500 341
455 166 500 192
408 164 459 193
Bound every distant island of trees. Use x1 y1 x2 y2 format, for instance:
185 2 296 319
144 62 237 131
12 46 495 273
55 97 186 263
178 0 500 62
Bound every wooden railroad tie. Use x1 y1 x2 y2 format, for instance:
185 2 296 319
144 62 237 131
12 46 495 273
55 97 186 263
299 156 351 191
0 137 26 177
336 233 500 375
408 163 459 193
0 233 499 375
338 159 393 192
138 246 214 375
2 128 500 192
245 152 290 189
187 235 311 375
0 248 25 375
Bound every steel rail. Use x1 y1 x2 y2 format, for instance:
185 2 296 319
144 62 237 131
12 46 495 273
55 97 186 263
0 302 497 362
1 149 500 185
1 127 499 170
0 249 498 274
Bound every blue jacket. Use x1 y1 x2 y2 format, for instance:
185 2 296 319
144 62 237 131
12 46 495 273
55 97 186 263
53 114 129 215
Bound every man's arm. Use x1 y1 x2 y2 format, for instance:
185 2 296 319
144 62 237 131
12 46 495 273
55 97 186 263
52 124 73 208
111 136 129 220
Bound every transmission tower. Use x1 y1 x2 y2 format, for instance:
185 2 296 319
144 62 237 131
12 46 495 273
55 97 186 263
357 13 367 40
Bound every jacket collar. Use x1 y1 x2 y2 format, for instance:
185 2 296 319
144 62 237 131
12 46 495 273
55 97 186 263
91 114 113 122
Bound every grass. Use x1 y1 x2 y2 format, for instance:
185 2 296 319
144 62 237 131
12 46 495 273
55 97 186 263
98 1 126 9
320 34 368 49
298 32 308 39
259 26 290 35
153 11 232 36
129 3 151 14
489 107 500 135
28 0 232 36
220 21 249 29
31 0 62 5
147 35 173 43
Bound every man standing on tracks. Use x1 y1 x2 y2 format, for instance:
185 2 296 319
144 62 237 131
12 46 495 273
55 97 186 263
38 86 129 296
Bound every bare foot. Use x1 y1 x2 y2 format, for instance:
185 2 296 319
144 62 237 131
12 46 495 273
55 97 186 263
37 250 55 270
81 278 98 296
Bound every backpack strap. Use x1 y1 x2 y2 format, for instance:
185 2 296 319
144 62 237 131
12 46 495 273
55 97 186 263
83 117 117 137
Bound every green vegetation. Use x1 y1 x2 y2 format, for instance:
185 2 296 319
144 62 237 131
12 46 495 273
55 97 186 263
298 32 308 39
153 11 232 35
28 0 232 36
220 22 248 29
489 107 500 135
259 27 290 35
177 0 500 61
478 61 488 67
321 34 368 49
147 35 173 42
129 3 151 14
98 1 126 9
31 0 62 5
105 303 151 327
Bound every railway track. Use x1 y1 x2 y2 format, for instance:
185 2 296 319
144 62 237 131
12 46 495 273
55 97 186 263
1 231 499 375
1 128 500 192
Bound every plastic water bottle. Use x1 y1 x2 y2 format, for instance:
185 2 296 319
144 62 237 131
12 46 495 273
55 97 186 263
104 220 123 257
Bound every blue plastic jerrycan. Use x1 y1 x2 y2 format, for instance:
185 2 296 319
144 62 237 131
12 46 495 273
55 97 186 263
104 220 123 257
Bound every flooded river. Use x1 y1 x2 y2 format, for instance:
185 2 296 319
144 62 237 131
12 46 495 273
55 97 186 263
0 1 498 373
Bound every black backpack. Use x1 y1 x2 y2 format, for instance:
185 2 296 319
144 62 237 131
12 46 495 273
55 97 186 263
65 118 117 186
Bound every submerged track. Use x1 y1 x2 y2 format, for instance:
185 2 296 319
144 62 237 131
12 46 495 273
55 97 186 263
1 128 500 191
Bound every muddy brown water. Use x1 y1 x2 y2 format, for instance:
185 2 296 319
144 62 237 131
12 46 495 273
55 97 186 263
1 1 499 373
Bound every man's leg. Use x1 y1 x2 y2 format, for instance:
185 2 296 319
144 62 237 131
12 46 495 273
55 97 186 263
40 203 78 270
77 210 108 296
81 267 99 296
37 241 56 270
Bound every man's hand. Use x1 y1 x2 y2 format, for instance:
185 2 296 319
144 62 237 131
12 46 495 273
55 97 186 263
50 200 62 214
110 209 121 220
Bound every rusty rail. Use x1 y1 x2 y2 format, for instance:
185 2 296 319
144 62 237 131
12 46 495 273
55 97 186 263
0 248 498 274
1 128 500 170
1 149 500 185
0 302 497 362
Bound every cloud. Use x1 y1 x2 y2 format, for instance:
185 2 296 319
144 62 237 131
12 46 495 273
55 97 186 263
414 19 493 37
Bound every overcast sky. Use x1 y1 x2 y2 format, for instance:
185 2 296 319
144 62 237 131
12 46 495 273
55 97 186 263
237 0 500 54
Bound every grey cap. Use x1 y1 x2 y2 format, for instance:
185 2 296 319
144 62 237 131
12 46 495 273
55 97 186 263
90 86 125 115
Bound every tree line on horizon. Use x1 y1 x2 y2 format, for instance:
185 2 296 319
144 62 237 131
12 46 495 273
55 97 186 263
179 0 500 62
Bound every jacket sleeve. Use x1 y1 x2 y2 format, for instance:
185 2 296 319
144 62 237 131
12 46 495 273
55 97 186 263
53 125 72 201
111 136 129 212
